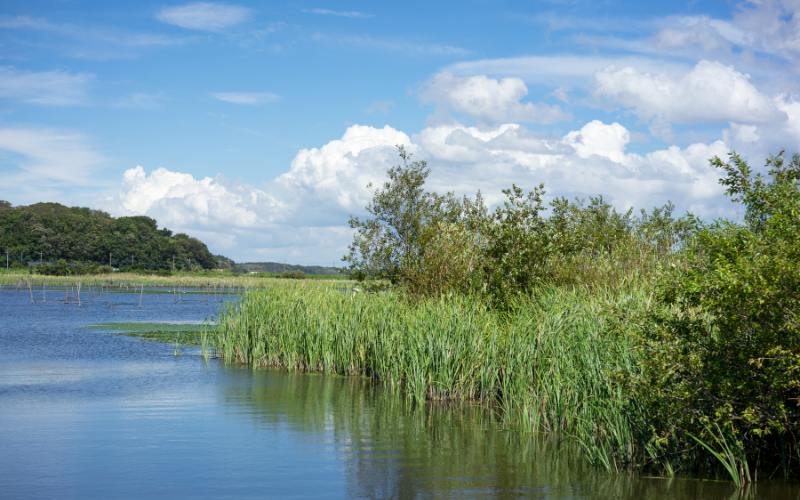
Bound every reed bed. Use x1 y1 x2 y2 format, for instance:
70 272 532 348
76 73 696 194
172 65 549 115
213 285 647 466
0 272 354 292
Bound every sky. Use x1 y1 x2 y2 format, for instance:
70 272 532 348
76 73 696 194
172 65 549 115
1 0 799 264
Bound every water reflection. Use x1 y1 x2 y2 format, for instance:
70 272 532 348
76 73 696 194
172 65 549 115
1 288 798 499
220 367 798 499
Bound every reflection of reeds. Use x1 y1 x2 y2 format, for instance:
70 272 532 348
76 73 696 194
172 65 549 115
232 368 742 499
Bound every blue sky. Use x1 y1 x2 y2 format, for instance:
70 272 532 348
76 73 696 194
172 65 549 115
1 1 798 263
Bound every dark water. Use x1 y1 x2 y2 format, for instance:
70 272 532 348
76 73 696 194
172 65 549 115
1 288 798 499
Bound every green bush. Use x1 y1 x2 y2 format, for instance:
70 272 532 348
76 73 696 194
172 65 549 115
618 151 800 481
280 270 305 279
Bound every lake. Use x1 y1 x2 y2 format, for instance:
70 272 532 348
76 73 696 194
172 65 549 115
0 286 795 499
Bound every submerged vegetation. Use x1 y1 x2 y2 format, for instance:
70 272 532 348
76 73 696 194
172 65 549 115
85 322 213 346
213 147 799 484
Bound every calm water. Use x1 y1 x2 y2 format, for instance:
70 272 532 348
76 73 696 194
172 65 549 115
1 287 798 499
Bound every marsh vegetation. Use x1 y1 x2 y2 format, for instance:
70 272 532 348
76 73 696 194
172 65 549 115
213 147 800 486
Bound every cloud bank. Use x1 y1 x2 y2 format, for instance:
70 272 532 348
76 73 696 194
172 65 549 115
100 117 738 263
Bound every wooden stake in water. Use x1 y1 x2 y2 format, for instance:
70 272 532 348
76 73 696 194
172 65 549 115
139 281 144 309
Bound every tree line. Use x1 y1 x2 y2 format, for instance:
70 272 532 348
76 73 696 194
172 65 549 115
0 201 219 273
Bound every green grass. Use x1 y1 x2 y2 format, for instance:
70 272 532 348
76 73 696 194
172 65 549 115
85 322 216 346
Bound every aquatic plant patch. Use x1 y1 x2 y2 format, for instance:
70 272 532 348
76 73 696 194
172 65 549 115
84 322 216 345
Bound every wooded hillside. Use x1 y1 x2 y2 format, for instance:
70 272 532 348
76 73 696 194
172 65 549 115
0 201 217 269
235 262 342 275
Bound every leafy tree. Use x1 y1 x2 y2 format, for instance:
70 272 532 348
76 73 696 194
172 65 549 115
478 184 549 307
343 145 464 288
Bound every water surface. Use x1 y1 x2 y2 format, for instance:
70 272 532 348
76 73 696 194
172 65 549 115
1 287 796 499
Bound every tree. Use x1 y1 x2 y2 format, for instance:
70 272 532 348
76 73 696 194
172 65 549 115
343 145 463 288
478 184 549 307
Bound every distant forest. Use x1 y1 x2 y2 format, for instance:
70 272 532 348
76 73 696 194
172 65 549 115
0 201 218 270
235 262 343 275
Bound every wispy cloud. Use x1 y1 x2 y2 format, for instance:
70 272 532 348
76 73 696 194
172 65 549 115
0 127 105 184
0 66 94 106
0 14 191 60
0 15 190 47
157 2 252 32
0 15 57 30
302 9 374 18
311 33 469 56
211 92 280 105
364 100 395 114
116 92 168 109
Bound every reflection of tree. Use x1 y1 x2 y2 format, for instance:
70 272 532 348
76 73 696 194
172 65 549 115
217 367 754 499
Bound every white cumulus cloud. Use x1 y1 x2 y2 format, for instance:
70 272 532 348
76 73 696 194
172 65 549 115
275 124 411 219
564 121 630 164
591 60 785 127
113 166 279 228
414 120 730 215
156 2 251 32
103 120 740 263
419 73 571 125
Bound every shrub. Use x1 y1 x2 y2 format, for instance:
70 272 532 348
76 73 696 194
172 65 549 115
623 150 800 481
280 270 305 279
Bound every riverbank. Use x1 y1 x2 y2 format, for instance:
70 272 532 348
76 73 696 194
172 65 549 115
0 270 356 290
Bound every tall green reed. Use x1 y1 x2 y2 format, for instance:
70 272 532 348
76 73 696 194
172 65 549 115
213 284 650 474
